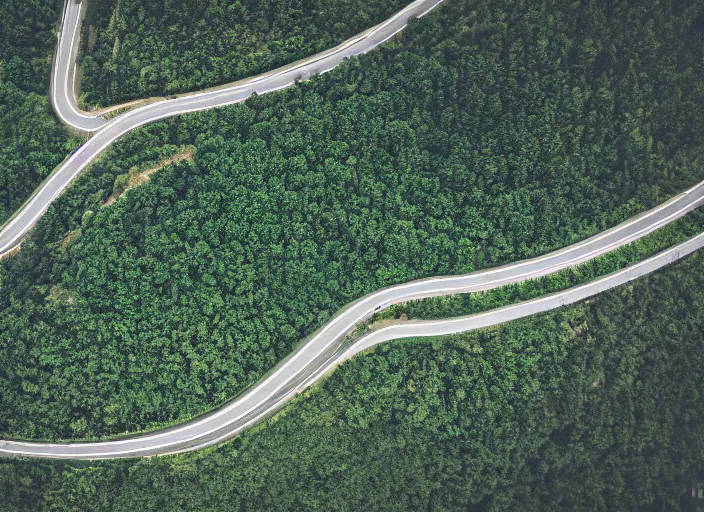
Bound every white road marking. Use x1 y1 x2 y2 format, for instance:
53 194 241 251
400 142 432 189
1 0 703 459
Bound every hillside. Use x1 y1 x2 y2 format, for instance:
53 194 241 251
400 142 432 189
2 0 704 440
78 0 410 106
0 0 73 225
2 245 704 511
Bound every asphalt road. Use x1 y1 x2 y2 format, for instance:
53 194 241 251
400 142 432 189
315 231 704 384
52 0 445 133
52 0 108 131
0 0 445 255
1 0 703 459
1 188 703 459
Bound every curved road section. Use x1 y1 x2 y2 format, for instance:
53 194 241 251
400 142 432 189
51 0 444 133
0 0 444 254
331 232 704 374
1 0 703 460
52 0 108 131
1 189 703 458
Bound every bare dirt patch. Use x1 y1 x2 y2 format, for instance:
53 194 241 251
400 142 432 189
0 245 21 261
47 285 77 306
367 312 409 331
59 229 81 250
103 150 194 207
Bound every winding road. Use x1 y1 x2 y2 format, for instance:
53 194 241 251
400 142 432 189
2 185 704 459
0 0 444 255
0 0 703 459
51 0 108 131
52 0 446 133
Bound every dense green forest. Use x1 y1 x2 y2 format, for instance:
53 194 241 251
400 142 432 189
2 250 704 511
0 0 73 225
371 209 704 322
2 0 704 440
78 0 409 106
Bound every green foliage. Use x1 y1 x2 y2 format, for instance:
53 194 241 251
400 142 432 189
0 0 59 93
79 0 409 106
2 0 704 440
2 250 704 511
376 209 704 321
0 0 71 225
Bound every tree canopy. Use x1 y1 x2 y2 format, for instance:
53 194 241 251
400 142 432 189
78 0 409 106
1 0 703 440
2 248 704 511
0 0 73 225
